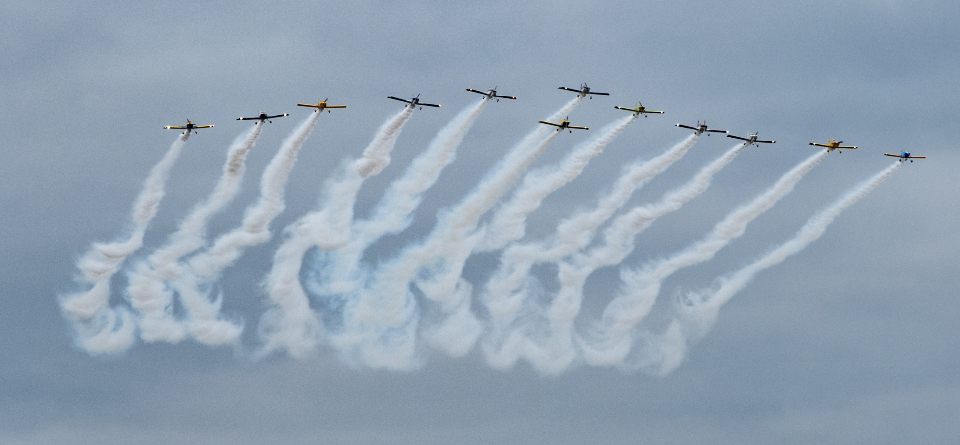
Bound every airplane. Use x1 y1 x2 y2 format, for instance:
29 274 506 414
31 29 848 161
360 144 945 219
809 139 858 153
558 82 609 99
236 111 288 124
164 119 213 134
539 117 588 133
297 99 347 113
727 132 776 147
676 121 727 136
884 151 926 162
387 94 440 110
614 102 664 117
466 87 516 102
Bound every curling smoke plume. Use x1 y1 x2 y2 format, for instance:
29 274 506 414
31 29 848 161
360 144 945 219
324 97 582 369
174 111 322 346
60 133 189 353
638 161 903 375
259 106 415 357
481 134 700 368
484 143 747 373
580 149 829 366
128 125 262 344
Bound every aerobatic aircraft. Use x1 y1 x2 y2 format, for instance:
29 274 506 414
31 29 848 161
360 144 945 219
727 132 776 146
466 87 516 102
388 94 440 110
884 151 926 162
558 83 609 99
539 117 588 133
164 120 213 134
809 139 858 153
676 121 727 136
236 111 288 124
297 99 347 113
614 102 664 117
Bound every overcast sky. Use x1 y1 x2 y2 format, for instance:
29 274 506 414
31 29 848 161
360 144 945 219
2 0 959 443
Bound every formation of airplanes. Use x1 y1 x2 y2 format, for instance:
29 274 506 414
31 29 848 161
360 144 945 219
162 84 926 162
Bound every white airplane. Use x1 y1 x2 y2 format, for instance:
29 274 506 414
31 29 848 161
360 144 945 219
676 121 727 136
727 132 775 147
466 87 516 102
388 94 440 110
558 82 609 99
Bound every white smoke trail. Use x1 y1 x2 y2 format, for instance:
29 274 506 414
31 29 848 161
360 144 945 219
642 161 904 374
172 111 321 346
481 134 700 362
59 133 189 353
332 97 582 369
310 99 490 302
127 125 262 343
486 143 747 373
258 107 415 357
480 114 638 252
581 149 829 366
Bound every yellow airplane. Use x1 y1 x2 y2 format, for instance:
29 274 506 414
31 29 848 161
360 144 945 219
164 119 213 134
614 102 664 117
809 139 857 153
884 151 926 163
297 99 347 113
539 117 588 133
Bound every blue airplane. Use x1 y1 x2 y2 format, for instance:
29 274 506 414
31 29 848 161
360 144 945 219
884 151 926 163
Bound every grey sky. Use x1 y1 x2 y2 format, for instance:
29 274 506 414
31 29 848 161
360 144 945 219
2 0 959 443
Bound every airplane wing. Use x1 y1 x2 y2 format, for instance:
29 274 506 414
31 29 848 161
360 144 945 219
538 120 562 127
419 102 441 108
195 125 214 129
567 125 589 130
727 135 750 141
586 91 610 96
265 114 288 119
493 94 517 99
884 153 902 158
909 155 926 159
705 129 728 134
615 106 639 112
641 110 664 114
838 145 858 149
756 140 776 144
164 126 186 129
387 96 412 104
676 124 698 130
325 105 347 108
558 87 583 93
809 143 829 147
466 89 485 95
237 117 260 120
